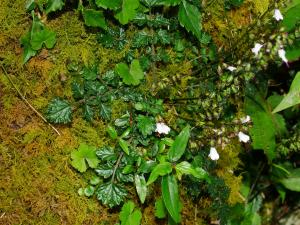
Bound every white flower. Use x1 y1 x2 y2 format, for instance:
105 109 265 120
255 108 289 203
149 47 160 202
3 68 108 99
238 132 250 143
241 115 251 124
208 147 219 161
252 43 263 56
155 122 171 135
278 48 288 65
227 66 237 72
273 9 283 21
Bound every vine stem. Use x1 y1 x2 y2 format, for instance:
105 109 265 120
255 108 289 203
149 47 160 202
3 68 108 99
1 65 61 136
111 152 124 183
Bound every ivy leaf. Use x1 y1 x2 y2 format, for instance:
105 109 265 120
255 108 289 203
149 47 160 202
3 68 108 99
168 126 190 162
115 0 140 25
119 201 142 225
30 29 56 50
96 182 127 207
272 72 300 113
161 174 182 223
115 60 144 85
135 174 147 203
178 0 202 41
96 146 117 161
20 32 37 64
147 162 172 185
99 103 111 120
83 9 107 29
45 0 65 14
95 164 114 178
136 115 155 136
175 161 208 180
96 0 122 10
155 197 167 219
46 98 72 124
71 143 100 172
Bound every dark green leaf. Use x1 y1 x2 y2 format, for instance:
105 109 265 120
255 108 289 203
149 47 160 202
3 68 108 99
99 103 111 120
30 29 56 50
83 66 98 80
178 1 202 41
72 82 85 99
83 9 107 29
168 126 190 162
116 170 134 182
115 113 130 127
96 0 122 10
155 197 167 219
84 185 95 197
136 115 155 136
175 161 208 180
107 125 118 139
45 0 65 14
96 146 117 161
135 174 147 203
95 164 114 178
115 0 140 25
20 32 37 64
280 168 300 192
83 104 94 121
138 160 157 173
147 162 172 185
96 182 127 207
71 143 99 172
119 201 142 225
161 174 181 223
157 29 171 44
46 98 72 124
119 139 130 155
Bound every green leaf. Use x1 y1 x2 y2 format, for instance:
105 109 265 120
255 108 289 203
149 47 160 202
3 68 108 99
135 174 147 203
115 0 140 25
99 103 111 120
46 98 72 124
161 174 181 223
83 104 94 121
175 161 208 180
178 1 202 41
96 0 122 10
136 115 155 136
119 139 130 155
45 0 65 14
168 126 190 162
115 60 144 85
84 185 95 197
286 39 300 61
282 3 300 31
96 146 117 161
154 197 167 219
71 143 100 172
107 125 118 139
30 29 56 50
90 176 101 185
273 72 300 113
280 168 300 192
20 32 37 64
119 201 142 225
95 164 114 178
83 9 107 29
96 182 127 207
147 162 172 185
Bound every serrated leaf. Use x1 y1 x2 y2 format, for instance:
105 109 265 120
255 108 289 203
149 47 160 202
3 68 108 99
99 103 111 120
119 139 130 155
96 182 127 207
157 29 171 44
116 170 134 182
119 201 142 225
72 82 85 99
96 0 122 10
71 143 99 172
107 125 118 139
30 29 56 50
168 126 190 162
84 185 95 197
96 146 117 161
115 60 144 85
115 113 130 127
161 174 181 223
273 72 300 113
135 174 147 203
95 164 114 178
83 9 107 29
46 98 72 124
147 162 172 185
115 0 140 25
155 197 167 219
178 1 202 41
136 115 155 136
45 0 65 14
83 104 94 121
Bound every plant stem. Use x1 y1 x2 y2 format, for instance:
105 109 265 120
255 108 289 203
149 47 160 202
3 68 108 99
111 152 124 183
1 65 61 136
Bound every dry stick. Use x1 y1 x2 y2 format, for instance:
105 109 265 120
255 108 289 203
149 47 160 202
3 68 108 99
1 65 61 136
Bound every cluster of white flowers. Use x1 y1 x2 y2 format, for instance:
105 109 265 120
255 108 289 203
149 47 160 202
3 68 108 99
252 9 288 66
155 122 171 135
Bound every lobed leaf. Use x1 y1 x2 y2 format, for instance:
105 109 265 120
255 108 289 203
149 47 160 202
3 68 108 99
71 143 99 172
115 0 140 25
96 182 127 207
46 98 72 124
83 9 107 29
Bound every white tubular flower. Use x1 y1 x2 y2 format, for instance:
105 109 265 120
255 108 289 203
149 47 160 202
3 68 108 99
241 115 251 124
273 9 283 21
227 66 237 72
208 147 219 161
238 132 250 143
278 48 289 65
155 122 171 135
252 43 263 56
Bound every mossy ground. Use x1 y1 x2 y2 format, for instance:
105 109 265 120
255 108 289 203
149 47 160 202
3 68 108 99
0 0 275 224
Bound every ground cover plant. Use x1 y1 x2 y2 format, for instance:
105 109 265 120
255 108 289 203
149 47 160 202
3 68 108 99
1 0 300 224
